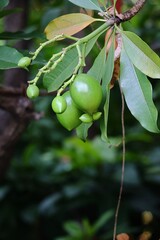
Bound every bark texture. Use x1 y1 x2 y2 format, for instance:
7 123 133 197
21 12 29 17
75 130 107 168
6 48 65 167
115 0 146 24
121 0 146 22
0 0 32 180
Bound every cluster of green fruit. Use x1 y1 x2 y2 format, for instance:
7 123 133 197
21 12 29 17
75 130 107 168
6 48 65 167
18 57 40 98
18 57 103 131
51 74 103 131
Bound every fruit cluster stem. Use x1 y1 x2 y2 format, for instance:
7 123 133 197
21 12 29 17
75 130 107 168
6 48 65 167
29 23 110 86
57 44 86 96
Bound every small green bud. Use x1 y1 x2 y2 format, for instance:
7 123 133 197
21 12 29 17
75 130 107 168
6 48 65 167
52 96 67 113
79 113 93 123
18 57 31 68
26 85 39 99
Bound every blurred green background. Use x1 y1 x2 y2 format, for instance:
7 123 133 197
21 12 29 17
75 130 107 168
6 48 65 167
0 0 160 240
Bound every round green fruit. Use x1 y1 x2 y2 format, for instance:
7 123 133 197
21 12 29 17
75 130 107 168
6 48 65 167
56 91 82 131
79 113 93 123
26 85 39 99
52 96 67 113
70 74 102 114
18 57 31 68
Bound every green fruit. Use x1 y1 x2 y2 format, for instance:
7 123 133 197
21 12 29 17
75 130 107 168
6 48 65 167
52 96 67 113
26 85 39 99
70 74 102 114
18 57 31 68
79 113 93 123
56 91 82 131
93 112 102 121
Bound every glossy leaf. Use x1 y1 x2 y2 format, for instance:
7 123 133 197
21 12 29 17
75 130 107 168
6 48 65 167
102 40 114 92
100 89 110 143
44 48 78 92
68 0 102 11
100 40 114 142
98 0 108 7
120 48 159 133
0 46 23 69
121 30 160 79
45 13 97 40
43 34 101 92
87 45 106 83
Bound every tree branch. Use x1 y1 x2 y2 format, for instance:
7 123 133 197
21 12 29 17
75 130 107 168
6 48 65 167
121 0 146 22
114 0 146 24
0 94 43 180
0 0 31 180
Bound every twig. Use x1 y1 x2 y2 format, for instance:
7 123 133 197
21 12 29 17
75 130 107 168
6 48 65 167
112 1 146 238
115 0 146 23
0 86 56 97
0 85 24 96
113 82 126 240
122 0 146 21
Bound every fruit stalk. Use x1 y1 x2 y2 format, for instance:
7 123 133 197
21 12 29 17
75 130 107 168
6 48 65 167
57 44 86 96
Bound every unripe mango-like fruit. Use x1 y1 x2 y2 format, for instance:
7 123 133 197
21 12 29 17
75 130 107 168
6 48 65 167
70 74 102 114
56 91 82 131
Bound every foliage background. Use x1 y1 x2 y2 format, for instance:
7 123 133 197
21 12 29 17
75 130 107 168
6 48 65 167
0 0 160 240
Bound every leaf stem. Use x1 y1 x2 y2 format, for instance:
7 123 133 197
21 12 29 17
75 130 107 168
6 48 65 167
79 22 111 44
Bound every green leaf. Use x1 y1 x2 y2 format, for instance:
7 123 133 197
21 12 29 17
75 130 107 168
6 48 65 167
93 210 114 233
68 0 102 11
87 45 106 83
100 40 114 142
121 30 160 79
44 47 78 92
102 41 114 91
64 221 82 237
0 46 23 69
76 123 92 141
100 89 110 143
0 0 9 10
45 13 97 40
43 34 101 92
120 48 159 133
82 219 93 236
98 0 107 8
